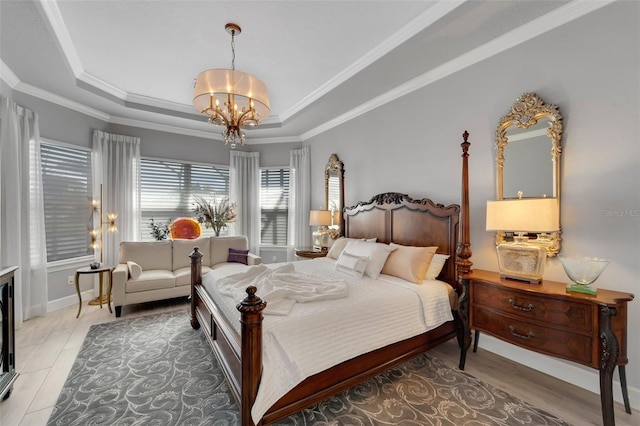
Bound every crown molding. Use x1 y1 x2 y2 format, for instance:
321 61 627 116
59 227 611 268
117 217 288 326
36 0 84 77
279 0 468 123
301 0 615 141
18 0 615 144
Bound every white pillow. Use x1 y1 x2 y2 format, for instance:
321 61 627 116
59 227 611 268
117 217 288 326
127 261 142 280
335 251 369 278
342 240 397 279
424 254 450 280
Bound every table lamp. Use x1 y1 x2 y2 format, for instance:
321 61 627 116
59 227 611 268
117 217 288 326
309 210 332 251
486 197 559 283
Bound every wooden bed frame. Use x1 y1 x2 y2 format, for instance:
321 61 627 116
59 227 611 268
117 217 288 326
189 132 473 425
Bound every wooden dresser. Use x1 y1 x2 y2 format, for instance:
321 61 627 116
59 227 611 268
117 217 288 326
460 269 634 426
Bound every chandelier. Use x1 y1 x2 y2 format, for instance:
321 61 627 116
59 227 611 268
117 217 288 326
193 23 270 148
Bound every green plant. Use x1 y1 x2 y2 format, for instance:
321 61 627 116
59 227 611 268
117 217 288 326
192 195 236 236
149 218 170 241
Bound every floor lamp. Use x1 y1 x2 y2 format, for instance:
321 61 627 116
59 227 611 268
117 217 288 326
89 184 117 304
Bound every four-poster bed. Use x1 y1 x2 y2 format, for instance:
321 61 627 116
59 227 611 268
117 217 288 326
189 132 473 425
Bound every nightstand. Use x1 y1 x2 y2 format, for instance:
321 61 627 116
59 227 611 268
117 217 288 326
459 269 634 426
295 247 327 259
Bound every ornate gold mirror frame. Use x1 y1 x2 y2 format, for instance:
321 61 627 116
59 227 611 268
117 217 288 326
495 92 563 256
325 153 345 237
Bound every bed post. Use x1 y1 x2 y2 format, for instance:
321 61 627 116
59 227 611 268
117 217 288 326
456 130 473 369
237 286 267 426
189 247 202 330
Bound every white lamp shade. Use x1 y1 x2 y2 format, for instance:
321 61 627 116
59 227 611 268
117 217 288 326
486 198 559 233
193 68 270 122
309 210 332 226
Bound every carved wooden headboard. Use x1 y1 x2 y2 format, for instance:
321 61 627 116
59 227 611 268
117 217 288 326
344 192 460 288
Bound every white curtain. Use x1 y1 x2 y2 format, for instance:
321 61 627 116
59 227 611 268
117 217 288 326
229 151 260 254
287 146 311 260
0 97 48 325
92 130 141 267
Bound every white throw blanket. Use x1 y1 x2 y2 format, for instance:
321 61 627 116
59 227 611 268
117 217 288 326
216 263 348 315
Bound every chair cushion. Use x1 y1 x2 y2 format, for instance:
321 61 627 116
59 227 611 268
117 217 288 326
125 270 175 293
174 266 212 286
120 241 172 271
173 237 211 269
210 236 249 265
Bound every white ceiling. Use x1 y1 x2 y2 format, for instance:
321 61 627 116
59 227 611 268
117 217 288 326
1 0 607 145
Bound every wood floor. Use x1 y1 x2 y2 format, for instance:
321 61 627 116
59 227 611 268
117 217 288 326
1 296 637 426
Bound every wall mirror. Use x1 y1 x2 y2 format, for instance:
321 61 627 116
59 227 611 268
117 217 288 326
495 92 563 256
325 153 345 237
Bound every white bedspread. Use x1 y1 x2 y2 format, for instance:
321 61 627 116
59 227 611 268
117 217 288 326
201 257 454 423
216 263 348 315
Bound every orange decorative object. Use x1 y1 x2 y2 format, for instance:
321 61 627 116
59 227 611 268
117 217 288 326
168 217 202 240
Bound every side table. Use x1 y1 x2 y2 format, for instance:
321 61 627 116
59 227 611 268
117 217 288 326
295 247 327 259
459 269 634 426
75 265 113 318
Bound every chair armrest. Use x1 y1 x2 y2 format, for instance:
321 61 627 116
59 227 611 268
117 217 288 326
248 253 262 266
112 264 128 305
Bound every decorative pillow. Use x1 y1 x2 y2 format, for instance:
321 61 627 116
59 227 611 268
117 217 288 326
126 261 142 280
327 237 356 260
327 237 377 259
227 248 249 265
424 254 450 280
342 240 397 279
380 243 437 284
335 251 369 278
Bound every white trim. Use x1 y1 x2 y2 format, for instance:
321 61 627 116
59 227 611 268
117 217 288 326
141 155 229 170
301 0 615 141
109 116 219 140
46 255 94 273
0 59 20 87
47 289 94 313
78 71 128 100
14 0 615 145
479 334 639 410
279 0 467 122
40 137 91 152
36 0 84 77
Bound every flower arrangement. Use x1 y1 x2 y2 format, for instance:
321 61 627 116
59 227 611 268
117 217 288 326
192 194 236 236
149 218 170 241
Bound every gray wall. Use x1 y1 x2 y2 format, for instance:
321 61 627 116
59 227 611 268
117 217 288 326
2 0 637 405
306 1 639 400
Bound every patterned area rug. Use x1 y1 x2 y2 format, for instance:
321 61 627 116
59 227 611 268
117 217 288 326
48 309 570 425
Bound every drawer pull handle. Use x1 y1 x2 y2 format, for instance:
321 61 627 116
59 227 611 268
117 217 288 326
509 325 535 339
508 298 534 312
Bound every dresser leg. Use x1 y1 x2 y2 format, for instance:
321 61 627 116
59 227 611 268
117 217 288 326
473 330 480 353
599 306 619 426
619 366 631 414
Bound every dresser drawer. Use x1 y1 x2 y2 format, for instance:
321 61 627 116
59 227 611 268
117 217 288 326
473 306 593 365
472 281 593 332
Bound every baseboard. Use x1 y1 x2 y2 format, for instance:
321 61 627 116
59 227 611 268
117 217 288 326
47 290 94 313
478 335 639 410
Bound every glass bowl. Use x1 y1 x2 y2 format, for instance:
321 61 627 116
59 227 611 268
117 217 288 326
558 255 609 294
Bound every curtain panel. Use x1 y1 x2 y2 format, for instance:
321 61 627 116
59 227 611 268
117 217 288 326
92 130 141 267
287 146 311 260
229 151 260 254
0 97 48 324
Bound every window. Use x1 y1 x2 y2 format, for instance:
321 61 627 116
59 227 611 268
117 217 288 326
40 141 93 262
260 168 289 245
140 158 229 241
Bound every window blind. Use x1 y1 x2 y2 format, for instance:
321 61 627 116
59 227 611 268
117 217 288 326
260 168 289 245
40 142 93 262
140 158 230 241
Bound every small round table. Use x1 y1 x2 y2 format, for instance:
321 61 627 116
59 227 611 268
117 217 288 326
75 265 113 318
295 247 328 259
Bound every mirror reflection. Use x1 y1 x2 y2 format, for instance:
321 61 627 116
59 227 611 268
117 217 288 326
495 93 563 256
325 154 344 237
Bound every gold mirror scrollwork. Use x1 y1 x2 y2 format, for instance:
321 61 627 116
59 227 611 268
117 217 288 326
325 153 345 237
496 93 563 256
